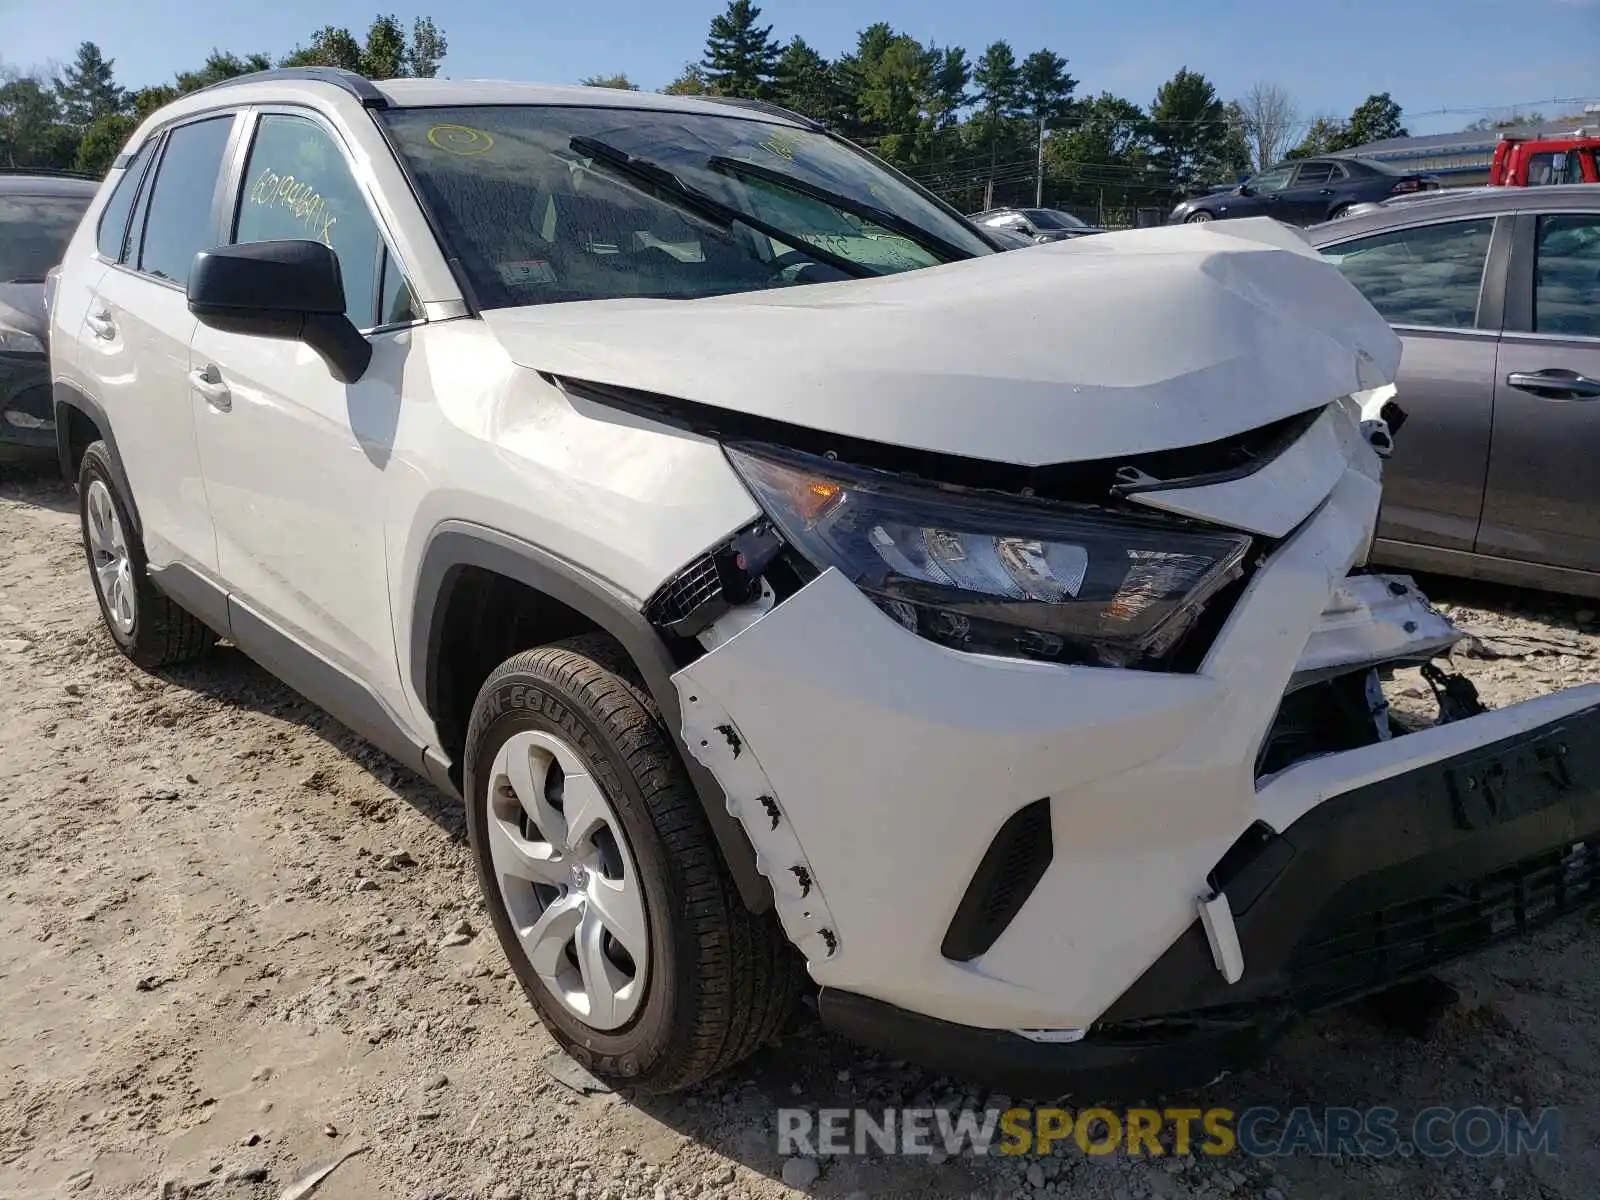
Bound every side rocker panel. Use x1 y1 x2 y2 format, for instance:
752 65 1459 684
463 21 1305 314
410 522 770 912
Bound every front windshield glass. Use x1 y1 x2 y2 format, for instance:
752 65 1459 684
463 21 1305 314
1023 208 1087 230
381 105 992 308
0 193 91 283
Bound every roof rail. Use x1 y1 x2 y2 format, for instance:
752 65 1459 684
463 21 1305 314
191 66 390 109
697 95 823 132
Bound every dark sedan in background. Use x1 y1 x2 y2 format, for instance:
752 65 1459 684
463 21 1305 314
969 206 1103 242
1308 184 1600 596
1 172 97 461
1169 156 1440 227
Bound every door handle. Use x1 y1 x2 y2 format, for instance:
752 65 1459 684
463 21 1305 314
85 309 116 340
189 365 232 412
1506 369 1600 401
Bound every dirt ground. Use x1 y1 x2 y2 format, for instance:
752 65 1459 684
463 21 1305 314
3 460 1599 1200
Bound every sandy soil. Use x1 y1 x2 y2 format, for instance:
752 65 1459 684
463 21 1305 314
2 460 1598 1200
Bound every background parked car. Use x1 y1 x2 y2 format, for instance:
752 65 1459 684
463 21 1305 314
1307 184 1600 596
969 206 1103 242
0 171 97 461
1169 157 1440 227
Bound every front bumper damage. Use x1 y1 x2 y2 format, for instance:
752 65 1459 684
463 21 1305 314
670 404 1600 1097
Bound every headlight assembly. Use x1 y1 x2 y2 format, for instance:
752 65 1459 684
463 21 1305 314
726 444 1251 668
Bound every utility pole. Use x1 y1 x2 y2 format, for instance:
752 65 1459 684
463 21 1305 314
1034 117 1046 207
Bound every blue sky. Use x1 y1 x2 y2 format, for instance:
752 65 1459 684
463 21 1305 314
2 0 1596 136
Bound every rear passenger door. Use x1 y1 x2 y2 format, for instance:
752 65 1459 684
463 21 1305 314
1279 161 1337 225
1319 215 1505 553
1477 210 1600 574
79 113 239 574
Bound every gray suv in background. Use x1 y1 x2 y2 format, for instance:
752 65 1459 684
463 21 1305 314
1308 185 1600 596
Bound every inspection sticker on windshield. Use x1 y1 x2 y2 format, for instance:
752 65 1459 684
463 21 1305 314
497 260 557 287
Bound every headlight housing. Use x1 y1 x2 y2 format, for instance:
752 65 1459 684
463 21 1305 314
0 328 45 355
726 444 1251 668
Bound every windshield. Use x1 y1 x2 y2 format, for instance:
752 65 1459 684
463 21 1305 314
380 105 992 308
0 193 91 283
1023 208 1088 231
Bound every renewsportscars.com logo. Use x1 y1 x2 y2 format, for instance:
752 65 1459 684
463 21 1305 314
777 1106 1561 1159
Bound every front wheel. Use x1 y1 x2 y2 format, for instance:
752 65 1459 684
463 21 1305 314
78 441 215 669
464 634 802 1093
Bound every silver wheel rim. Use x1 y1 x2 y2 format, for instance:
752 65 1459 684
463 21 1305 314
1189 211 1213 223
487 730 649 1031
86 479 136 636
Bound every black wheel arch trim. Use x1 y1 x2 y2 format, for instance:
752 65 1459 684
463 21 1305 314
410 521 770 913
52 382 140 536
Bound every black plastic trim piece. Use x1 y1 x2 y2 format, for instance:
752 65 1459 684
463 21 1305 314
410 522 768 911
229 595 429 776
556 374 1326 507
51 383 138 534
191 67 391 109
696 95 824 131
1102 702 1600 1025
817 988 1285 1102
941 798 1053 961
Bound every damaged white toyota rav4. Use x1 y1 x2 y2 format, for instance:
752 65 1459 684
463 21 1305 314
51 69 1600 1096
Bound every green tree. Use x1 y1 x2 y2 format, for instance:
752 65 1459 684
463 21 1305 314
76 111 136 175
1336 92 1407 149
927 46 971 129
661 63 713 95
1285 115 1347 160
972 40 1022 126
581 73 639 90
360 14 408 79
1149 67 1229 194
280 26 366 72
405 17 448 78
1044 92 1161 211
1216 100 1253 181
0 75 78 169
701 0 780 99
131 85 180 119
1018 49 1076 126
55 42 126 128
853 31 936 166
174 51 273 94
771 38 841 124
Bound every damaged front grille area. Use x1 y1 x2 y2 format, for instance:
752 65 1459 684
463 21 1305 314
1289 837 1600 1009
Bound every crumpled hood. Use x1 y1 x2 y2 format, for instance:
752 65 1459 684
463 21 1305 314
481 217 1400 467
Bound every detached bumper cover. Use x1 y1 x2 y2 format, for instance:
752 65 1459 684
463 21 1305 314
821 700 1600 1097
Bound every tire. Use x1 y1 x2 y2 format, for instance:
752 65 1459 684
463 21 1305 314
464 633 803 1094
1185 210 1214 223
78 441 216 669
1329 203 1353 221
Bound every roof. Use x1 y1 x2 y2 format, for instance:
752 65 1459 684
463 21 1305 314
0 173 99 197
1305 183 1600 244
1337 119 1599 162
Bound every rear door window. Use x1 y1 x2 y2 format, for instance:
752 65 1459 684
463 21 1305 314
96 140 154 262
137 116 235 284
1320 219 1495 328
1534 214 1600 339
1294 162 1335 187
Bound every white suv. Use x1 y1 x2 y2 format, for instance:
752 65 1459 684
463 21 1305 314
50 68 1600 1097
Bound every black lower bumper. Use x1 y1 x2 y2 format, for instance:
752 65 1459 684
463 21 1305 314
0 354 54 456
820 701 1600 1100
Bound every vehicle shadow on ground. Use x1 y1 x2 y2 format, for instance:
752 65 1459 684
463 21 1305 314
0 460 77 516
159 644 465 840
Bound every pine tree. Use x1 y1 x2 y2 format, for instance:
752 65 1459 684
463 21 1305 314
701 0 780 99
56 42 126 128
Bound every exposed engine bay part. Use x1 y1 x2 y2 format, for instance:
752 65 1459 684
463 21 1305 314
1291 572 1463 689
642 522 786 640
676 693 840 965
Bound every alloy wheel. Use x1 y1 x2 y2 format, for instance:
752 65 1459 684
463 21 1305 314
86 479 136 636
486 729 649 1031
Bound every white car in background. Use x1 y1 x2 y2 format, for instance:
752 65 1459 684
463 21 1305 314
47 68 1600 1096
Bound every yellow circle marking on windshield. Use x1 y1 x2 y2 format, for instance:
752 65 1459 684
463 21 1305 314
759 131 796 161
427 124 495 155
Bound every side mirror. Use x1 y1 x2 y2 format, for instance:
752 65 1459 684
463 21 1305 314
1237 184 1256 197
187 240 371 384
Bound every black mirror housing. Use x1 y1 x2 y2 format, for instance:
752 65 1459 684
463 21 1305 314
187 240 371 384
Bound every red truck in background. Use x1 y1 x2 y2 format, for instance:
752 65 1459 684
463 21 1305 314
1489 130 1600 186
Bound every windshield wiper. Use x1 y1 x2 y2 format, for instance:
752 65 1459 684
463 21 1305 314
707 155 976 265
567 136 875 281
1 276 47 285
